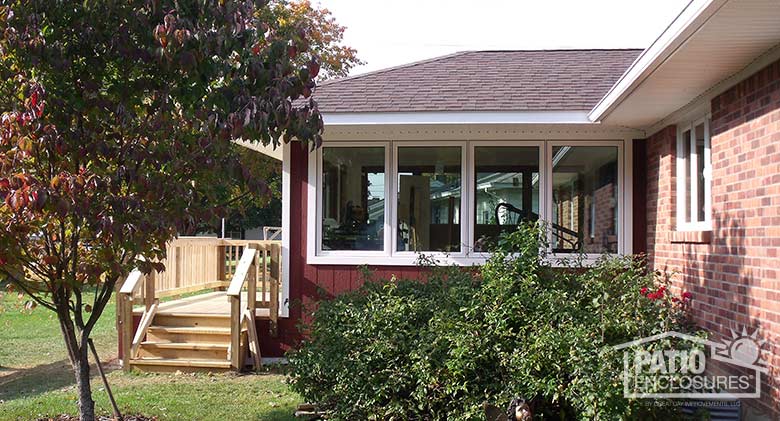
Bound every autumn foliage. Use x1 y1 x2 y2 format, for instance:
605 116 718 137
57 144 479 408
0 1 331 419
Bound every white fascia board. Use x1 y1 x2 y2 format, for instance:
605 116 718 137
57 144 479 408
232 139 283 161
322 111 593 126
588 0 729 123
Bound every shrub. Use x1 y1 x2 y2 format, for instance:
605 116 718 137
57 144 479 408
288 223 694 420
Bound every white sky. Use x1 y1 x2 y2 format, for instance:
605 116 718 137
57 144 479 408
317 0 690 76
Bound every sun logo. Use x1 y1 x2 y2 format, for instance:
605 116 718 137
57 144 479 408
715 327 767 367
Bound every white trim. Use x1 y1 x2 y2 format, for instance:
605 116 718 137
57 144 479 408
306 147 317 265
624 138 634 255
323 111 593 126
313 142 391 258
322 124 645 141
307 139 631 266
280 143 291 318
676 118 713 232
589 0 729 123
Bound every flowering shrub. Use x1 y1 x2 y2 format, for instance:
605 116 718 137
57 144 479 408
288 223 696 420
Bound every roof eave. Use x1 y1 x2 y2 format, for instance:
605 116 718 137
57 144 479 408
322 110 593 126
587 0 728 123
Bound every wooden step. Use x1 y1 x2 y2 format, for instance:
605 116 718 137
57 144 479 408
138 341 229 360
129 357 231 373
153 313 231 328
146 325 231 343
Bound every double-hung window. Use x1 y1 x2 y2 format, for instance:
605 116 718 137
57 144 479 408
676 119 712 231
311 140 624 263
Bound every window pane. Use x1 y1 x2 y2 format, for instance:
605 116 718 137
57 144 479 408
551 146 618 254
473 146 540 251
321 147 385 251
397 147 461 252
695 123 706 222
682 129 692 224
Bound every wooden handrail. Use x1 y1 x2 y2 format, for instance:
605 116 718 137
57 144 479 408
227 247 257 370
119 269 143 295
117 265 158 371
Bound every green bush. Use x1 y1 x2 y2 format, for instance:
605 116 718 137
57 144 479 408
288 223 693 420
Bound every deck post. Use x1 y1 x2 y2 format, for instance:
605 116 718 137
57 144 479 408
269 242 280 337
248 248 257 315
144 271 155 311
119 293 133 371
217 243 226 282
230 295 242 370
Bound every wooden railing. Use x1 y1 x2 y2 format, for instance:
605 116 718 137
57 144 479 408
116 236 282 370
226 248 261 370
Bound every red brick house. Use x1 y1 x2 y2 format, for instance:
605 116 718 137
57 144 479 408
262 0 780 416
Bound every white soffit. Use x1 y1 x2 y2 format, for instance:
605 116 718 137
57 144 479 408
232 139 283 161
591 0 780 129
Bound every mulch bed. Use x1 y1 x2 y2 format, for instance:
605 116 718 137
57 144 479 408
37 416 157 421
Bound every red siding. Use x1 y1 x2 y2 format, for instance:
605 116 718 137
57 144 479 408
645 59 780 416
260 143 428 357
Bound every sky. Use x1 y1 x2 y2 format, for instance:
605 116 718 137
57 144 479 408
316 0 691 76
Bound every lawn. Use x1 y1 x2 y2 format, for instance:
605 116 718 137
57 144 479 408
0 289 300 421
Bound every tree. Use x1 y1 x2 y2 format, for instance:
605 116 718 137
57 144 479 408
273 0 364 80
215 0 362 238
0 2 324 420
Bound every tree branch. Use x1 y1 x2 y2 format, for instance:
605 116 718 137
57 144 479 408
0 267 57 311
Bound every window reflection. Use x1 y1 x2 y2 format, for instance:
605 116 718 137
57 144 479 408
321 147 385 251
473 146 540 251
397 147 461 252
551 146 618 254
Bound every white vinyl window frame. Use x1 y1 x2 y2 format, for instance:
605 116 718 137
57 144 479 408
391 141 469 259
312 141 393 259
545 140 626 261
676 118 712 232
466 141 546 259
307 139 633 266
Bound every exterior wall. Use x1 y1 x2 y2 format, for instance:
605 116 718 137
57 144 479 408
645 59 780 417
259 144 428 357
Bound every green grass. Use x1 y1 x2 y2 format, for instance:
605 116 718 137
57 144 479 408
0 290 116 369
1 370 299 421
0 290 300 420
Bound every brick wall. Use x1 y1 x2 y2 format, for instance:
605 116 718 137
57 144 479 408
645 58 780 417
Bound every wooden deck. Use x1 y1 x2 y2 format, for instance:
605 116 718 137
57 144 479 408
133 291 272 318
118 238 281 372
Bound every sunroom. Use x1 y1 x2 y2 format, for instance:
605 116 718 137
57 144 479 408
294 49 646 267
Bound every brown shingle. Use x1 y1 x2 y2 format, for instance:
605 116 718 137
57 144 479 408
312 49 641 113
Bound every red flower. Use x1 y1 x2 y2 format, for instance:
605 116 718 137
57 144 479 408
647 292 659 300
640 287 648 295
682 291 692 300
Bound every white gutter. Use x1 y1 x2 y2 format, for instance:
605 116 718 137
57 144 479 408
588 0 729 123
322 111 593 126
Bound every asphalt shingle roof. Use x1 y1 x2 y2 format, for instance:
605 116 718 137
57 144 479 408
313 49 642 113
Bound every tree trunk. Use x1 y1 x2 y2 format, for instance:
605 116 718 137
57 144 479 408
74 350 96 421
57 301 96 421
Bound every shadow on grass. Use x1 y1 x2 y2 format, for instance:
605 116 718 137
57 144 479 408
0 359 80 401
259 408 299 421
